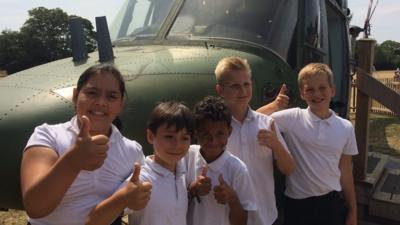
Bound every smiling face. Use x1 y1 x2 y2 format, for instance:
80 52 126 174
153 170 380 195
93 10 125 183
73 72 124 135
216 69 252 110
147 124 191 172
196 119 232 162
299 73 335 118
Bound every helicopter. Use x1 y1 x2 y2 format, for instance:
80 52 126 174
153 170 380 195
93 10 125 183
0 0 352 211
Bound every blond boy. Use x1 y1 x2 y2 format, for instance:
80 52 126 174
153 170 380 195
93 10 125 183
215 56 294 225
271 63 358 225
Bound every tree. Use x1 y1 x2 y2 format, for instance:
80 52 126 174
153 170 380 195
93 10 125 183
375 40 400 70
0 30 26 73
0 7 96 74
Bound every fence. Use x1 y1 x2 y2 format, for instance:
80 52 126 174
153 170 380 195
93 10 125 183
350 75 400 116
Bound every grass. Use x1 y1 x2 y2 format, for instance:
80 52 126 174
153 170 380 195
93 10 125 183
1 113 399 225
366 113 400 158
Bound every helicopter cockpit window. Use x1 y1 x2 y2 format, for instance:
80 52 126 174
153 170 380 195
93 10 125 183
110 0 174 40
168 0 298 60
303 0 329 64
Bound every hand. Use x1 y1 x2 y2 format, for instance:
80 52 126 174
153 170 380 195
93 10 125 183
68 115 109 171
189 165 211 196
124 163 152 210
257 120 281 150
213 174 237 205
273 84 289 110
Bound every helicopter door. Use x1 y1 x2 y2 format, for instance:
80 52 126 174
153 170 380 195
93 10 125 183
326 1 350 117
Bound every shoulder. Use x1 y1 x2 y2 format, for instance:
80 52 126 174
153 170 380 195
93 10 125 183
271 107 302 118
224 151 249 174
332 115 354 130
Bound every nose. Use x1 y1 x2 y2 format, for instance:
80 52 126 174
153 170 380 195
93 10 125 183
95 95 108 106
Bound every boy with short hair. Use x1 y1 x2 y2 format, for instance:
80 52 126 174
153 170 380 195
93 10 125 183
85 101 195 225
271 63 358 225
214 56 294 225
185 96 257 225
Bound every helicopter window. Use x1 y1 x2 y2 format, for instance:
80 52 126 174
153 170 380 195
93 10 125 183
111 0 174 40
302 0 329 64
168 0 298 60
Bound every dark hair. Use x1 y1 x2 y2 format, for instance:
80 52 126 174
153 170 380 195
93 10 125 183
193 96 231 128
77 64 126 98
147 101 195 136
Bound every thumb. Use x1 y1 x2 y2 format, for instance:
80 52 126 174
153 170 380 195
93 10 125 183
218 174 225 185
201 165 208 177
279 84 287 95
270 120 276 133
78 115 91 138
130 163 141 183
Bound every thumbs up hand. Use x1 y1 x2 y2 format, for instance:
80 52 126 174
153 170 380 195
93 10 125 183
213 174 237 205
274 84 290 110
257 120 281 150
123 163 152 210
188 165 212 197
68 115 109 171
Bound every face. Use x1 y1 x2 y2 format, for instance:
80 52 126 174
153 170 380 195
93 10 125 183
147 124 191 171
73 72 124 135
216 70 252 109
196 120 232 162
300 73 335 116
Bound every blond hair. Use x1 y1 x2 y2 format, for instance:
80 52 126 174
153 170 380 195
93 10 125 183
298 63 334 88
215 56 251 84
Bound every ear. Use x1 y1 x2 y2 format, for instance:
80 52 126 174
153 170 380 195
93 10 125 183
72 88 78 104
299 88 306 101
215 84 223 96
331 85 336 98
146 129 155 144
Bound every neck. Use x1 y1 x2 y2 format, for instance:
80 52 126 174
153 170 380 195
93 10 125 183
230 106 249 123
200 148 224 163
153 155 176 173
310 108 332 119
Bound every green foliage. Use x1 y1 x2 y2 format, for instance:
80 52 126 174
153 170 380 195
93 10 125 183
374 40 400 70
0 7 96 74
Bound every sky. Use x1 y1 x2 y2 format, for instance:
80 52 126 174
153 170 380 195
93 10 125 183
0 0 399 44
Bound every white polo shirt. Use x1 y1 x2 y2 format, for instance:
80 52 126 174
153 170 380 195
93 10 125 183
271 107 358 199
184 145 257 225
226 109 289 225
128 156 188 225
25 116 144 225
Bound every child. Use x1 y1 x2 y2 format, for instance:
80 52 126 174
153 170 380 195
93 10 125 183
214 56 294 225
21 64 147 225
185 96 257 225
86 101 195 225
271 63 358 225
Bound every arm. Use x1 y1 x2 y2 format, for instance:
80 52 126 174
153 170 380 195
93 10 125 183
86 164 152 225
256 84 289 115
213 175 247 225
21 147 80 218
257 121 294 175
339 154 357 225
21 116 109 218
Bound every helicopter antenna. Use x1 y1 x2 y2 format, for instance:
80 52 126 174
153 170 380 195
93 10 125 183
363 0 379 38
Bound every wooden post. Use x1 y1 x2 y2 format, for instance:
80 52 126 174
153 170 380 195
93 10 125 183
354 38 376 180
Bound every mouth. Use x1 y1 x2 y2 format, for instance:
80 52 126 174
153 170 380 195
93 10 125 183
88 110 107 117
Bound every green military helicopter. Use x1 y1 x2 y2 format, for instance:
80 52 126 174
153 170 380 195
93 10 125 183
0 0 351 210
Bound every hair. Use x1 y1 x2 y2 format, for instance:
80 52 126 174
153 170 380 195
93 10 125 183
76 64 126 98
193 96 231 128
147 101 195 137
215 56 251 84
298 63 334 88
